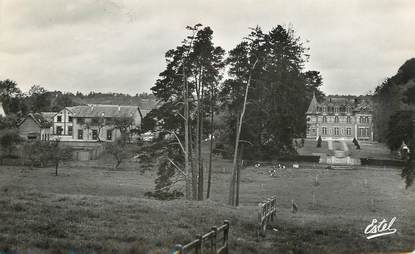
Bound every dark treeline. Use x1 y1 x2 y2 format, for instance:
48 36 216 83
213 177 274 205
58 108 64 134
372 58 415 188
0 80 157 120
372 58 415 151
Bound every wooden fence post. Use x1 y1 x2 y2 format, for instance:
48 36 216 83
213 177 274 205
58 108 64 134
224 220 230 254
211 226 217 252
198 234 204 254
173 244 184 254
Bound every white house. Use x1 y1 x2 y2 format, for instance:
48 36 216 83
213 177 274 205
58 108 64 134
47 104 148 142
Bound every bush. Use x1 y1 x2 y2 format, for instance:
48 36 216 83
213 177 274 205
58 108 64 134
0 129 22 157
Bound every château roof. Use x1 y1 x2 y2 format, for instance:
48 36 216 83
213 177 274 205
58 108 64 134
306 95 373 114
306 93 318 114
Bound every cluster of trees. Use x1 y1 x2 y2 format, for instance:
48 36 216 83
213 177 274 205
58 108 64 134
0 126 72 176
140 24 324 204
373 58 415 151
22 140 72 175
0 80 78 116
372 58 415 188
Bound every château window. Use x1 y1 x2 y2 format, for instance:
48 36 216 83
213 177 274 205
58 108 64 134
334 116 339 123
334 127 339 136
347 116 351 123
322 127 327 135
323 116 327 123
346 128 352 136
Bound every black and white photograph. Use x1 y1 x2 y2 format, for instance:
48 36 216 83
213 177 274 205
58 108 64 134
0 0 414 253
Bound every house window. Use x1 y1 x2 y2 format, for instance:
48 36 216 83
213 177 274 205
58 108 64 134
57 115 62 122
365 116 369 123
92 130 98 140
107 130 112 140
323 116 327 123
334 116 339 123
346 128 352 136
68 126 73 136
322 127 327 135
56 126 63 135
334 127 339 136
78 129 83 139
68 116 73 122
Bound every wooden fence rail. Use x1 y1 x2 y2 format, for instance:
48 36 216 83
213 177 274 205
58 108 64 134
257 196 277 238
173 220 230 254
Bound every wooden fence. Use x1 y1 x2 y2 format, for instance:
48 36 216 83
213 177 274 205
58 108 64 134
257 196 277 238
172 220 230 254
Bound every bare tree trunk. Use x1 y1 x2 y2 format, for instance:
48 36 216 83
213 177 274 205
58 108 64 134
183 67 191 200
235 143 244 206
207 87 214 199
198 73 205 201
228 58 258 206
190 124 198 199
55 162 58 176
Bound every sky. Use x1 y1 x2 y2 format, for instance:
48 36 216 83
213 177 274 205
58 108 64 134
0 0 414 95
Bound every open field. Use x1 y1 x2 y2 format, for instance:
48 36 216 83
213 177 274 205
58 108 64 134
0 159 414 253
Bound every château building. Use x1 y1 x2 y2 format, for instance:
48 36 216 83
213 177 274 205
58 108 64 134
306 94 373 141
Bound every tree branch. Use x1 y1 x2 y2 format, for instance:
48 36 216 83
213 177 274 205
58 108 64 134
167 157 187 176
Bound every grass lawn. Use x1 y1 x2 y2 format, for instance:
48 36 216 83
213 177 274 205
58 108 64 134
0 158 414 253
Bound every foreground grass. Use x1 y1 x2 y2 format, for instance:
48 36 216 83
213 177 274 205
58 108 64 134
0 164 414 253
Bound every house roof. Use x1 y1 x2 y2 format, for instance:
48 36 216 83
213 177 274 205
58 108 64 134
67 105 141 118
17 113 52 128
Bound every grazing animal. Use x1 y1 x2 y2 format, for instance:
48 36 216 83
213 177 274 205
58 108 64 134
291 200 298 213
3 187 8 193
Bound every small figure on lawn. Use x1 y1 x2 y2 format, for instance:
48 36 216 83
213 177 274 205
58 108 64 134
316 135 322 148
352 137 361 150
400 141 410 161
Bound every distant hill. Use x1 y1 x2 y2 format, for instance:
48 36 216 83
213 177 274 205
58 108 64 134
62 92 158 110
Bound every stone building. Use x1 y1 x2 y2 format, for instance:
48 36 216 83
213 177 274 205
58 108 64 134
306 94 373 141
